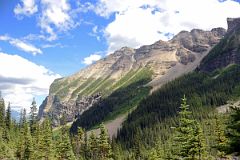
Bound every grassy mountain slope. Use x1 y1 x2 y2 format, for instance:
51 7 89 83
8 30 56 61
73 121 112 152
70 68 152 133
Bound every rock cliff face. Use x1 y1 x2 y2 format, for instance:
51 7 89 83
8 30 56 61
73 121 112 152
39 26 226 126
227 17 240 32
200 18 240 72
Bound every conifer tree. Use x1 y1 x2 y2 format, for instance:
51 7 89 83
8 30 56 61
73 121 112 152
0 93 5 129
5 102 11 130
56 125 75 160
189 122 206 160
72 127 85 159
23 126 33 160
226 106 240 154
213 114 227 157
30 98 38 135
83 130 89 159
99 123 112 160
89 131 99 159
36 118 54 160
173 96 206 159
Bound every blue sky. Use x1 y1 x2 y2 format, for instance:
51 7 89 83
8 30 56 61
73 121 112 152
0 0 240 111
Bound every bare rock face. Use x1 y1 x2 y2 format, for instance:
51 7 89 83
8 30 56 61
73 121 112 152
39 26 226 126
227 18 240 32
200 18 240 72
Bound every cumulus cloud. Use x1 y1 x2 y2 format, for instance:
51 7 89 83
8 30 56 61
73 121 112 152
83 54 102 65
0 35 42 55
93 0 240 53
14 0 38 16
0 52 61 111
14 0 81 41
38 0 79 41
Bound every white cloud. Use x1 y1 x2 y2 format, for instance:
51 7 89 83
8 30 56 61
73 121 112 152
14 0 38 16
88 25 101 41
9 39 42 55
14 0 81 41
0 35 11 41
82 54 102 65
41 43 65 48
38 0 77 41
94 0 240 53
0 52 61 111
0 35 42 55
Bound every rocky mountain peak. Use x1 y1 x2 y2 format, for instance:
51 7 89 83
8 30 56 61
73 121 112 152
113 47 135 56
200 17 240 72
39 24 227 126
227 17 240 32
211 27 227 37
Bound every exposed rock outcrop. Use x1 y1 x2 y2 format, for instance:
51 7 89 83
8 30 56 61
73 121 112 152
39 26 226 126
227 17 240 32
200 18 240 72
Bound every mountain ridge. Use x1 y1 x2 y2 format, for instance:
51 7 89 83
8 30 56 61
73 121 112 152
38 26 226 126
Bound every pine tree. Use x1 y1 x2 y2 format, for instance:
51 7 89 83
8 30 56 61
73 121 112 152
56 125 75 160
173 96 206 159
111 139 123 160
0 93 5 129
30 98 38 135
189 122 206 160
226 106 240 154
83 130 89 159
16 110 34 160
213 114 227 157
72 127 85 159
36 118 54 160
89 131 99 159
5 102 11 130
99 123 112 160
23 126 33 160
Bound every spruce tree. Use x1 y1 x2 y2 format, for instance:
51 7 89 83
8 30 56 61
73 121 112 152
213 114 227 157
30 98 38 135
189 122 206 160
23 126 33 160
72 127 85 159
56 126 75 160
226 106 240 154
0 93 5 129
5 102 11 130
36 118 54 160
89 131 99 159
99 123 112 160
173 96 206 159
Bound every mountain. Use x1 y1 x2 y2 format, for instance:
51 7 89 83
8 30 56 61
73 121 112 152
112 17 240 150
38 25 225 126
200 18 240 71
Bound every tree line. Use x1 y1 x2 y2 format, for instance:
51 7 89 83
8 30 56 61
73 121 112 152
0 97 113 160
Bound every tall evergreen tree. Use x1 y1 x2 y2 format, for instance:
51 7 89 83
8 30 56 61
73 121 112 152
226 105 240 154
173 96 206 159
99 123 112 160
56 125 75 160
0 92 5 129
213 114 228 157
36 118 54 160
89 131 99 159
72 127 85 159
5 102 11 130
30 98 38 135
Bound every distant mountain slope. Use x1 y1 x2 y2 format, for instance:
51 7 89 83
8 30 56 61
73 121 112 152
39 25 225 126
115 18 240 148
200 18 240 71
